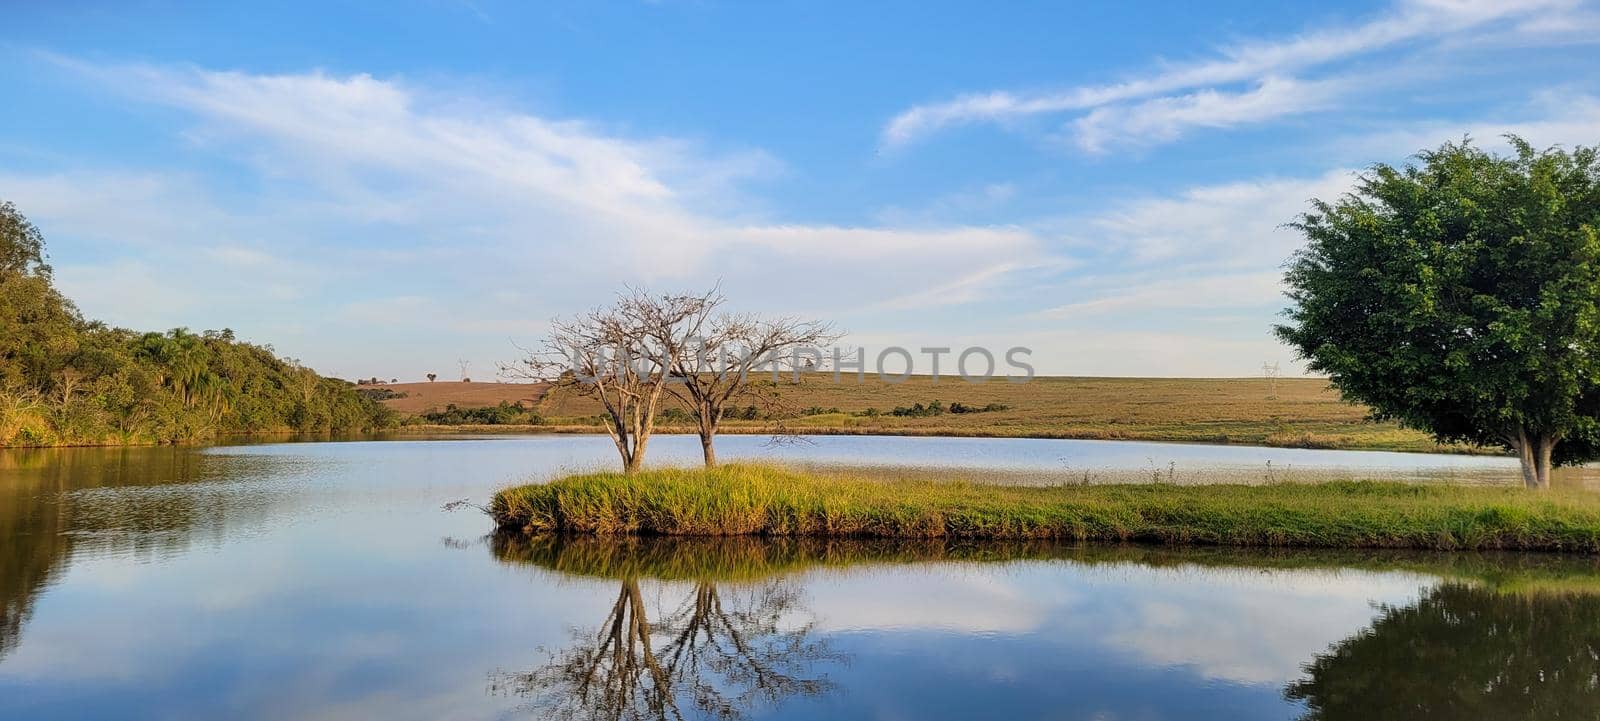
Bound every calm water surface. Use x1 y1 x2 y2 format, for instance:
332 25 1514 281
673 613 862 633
3 435 1598 720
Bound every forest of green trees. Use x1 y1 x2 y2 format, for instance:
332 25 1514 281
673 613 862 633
0 201 393 447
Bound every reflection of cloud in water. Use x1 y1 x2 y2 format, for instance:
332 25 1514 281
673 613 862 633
801 560 1430 686
806 566 1063 634
1094 566 1430 685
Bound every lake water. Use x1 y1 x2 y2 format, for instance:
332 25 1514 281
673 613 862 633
3 434 1598 720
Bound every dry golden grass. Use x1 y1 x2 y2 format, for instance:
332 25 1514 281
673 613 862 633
375 381 550 414
394 375 1461 453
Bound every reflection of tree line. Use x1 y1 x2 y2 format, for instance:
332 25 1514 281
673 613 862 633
0 446 281 661
491 536 839 720
496 534 1600 720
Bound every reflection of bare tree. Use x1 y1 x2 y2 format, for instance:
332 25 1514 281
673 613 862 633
490 577 835 721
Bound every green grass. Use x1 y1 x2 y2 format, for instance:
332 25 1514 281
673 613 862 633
491 464 1600 551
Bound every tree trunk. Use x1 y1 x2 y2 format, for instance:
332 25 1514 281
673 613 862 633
1512 429 1556 490
633 430 650 473
700 431 717 467
698 403 718 468
1536 434 1557 489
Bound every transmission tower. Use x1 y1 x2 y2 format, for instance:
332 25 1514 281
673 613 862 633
1262 361 1281 400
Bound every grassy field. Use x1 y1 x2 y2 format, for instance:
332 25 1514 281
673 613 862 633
389 375 1468 453
370 381 550 414
491 464 1600 551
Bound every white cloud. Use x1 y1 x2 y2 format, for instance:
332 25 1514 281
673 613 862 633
1327 91 1600 160
95 64 1044 288
1098 565 1432 685
8 61 1058 379
800 558 1432 687
53 260 195 330
1076 169 1355 266
1040 271 1284 319
881 0 1579 149
808 566 1056 634
1070 76 1345 153
103 62 1042 285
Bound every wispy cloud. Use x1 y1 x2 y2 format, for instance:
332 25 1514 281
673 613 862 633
1070 76 1346 153
6 60 1058 378
1075 169 1357 266
881 0 1580 151
1039 271 1285 319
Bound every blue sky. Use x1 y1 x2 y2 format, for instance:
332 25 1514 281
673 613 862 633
3 0 1598 380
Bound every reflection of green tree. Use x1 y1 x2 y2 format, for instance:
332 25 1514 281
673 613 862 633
499 535 1600 720
1288 585 1600 720
1 446 278 660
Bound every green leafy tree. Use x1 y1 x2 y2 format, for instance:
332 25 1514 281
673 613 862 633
1277 138 1600 488
0 200 50 279
0 200 395 446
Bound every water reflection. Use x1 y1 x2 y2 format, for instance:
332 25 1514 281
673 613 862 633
1290 583 1600 720
497 535 1600 721
2 446 210 660
0 445 319 661
7 439 1600 720
491 536 839 720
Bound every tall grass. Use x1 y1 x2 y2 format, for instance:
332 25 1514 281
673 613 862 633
491 464 1600 551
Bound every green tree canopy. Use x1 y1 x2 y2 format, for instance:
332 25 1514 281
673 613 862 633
0 200 393 446
0 200 51 279
1277 138 1600 488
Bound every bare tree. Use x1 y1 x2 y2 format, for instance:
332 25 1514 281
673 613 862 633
506 290 713 474
653 296 834 467
490 577 833 721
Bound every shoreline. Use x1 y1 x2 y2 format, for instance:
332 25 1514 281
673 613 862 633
491 464 1600 552
390 422 1501 457
0 423 1501 458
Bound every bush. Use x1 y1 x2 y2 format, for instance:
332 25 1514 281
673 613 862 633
890 401 945 417
658 407 695 423
356 387 407 401
801 406 842 416
950 402 1009 414
416 402 542 426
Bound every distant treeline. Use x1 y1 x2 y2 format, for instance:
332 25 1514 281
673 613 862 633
0 201 394 447
415 402 543 426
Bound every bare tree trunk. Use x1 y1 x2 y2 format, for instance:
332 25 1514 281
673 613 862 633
699 406 718 467
700 431 717 467
632 429 650 475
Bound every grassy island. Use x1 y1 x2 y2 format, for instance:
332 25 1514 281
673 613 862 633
491 465 1600 552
